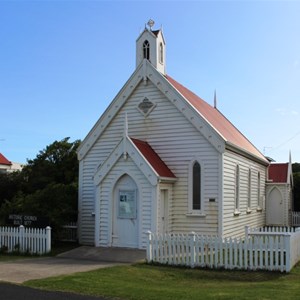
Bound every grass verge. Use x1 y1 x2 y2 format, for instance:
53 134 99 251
24 262 300 300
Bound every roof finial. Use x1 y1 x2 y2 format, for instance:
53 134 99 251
147 19 155 31
214 89 217 109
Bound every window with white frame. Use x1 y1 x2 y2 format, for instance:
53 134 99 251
143 40 150 60
257 171 261 208
159 42 163 64
235 165 240 212
247 169 251 211
193 162 201 210
188 160 204 214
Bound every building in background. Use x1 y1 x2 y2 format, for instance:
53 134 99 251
0 153 23 173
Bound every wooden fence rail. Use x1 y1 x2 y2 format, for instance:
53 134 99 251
0 225 51 254
291 211 300 226
146 227 300 273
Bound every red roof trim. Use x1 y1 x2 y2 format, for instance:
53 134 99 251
268 163 289 183
130 138 176 178
165 75 268 163
0 153 12 166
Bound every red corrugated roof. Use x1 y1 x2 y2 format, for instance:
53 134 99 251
165 75 268 163
130 138 176 178
268 163 289 183
0 153 12 166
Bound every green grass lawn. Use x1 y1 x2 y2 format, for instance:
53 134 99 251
25 263 300 300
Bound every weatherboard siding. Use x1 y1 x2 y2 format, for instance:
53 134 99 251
78 79 221 244
222 150 267 237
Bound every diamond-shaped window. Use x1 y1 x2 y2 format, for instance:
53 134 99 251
137 97 156 116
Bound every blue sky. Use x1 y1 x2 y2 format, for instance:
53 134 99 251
1 1 299 164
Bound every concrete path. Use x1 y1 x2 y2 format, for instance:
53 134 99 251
0 257 123 284
0 246 146 284
57 246 146 263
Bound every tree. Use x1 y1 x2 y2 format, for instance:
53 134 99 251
21 137 80 194
0 171 22 207
0 138 80 239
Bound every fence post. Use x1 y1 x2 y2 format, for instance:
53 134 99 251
189 231 196 268
146 231 152 262
46 226 51 253
285 234 291 272
19 225 25 253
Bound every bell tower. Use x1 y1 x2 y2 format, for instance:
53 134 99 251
136 20 166 75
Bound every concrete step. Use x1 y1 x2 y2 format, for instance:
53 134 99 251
57 246 146 263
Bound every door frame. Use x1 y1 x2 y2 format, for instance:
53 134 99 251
159 186 172 234
266 186 284 225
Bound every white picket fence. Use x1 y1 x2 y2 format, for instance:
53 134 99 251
146 226 300 273
291 211 300 226
0 225 51 254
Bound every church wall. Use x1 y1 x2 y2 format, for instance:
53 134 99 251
222 150 267 237
78 79 221 244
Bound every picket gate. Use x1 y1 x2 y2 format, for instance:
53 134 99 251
291 212 300 226
146 226 300 272
0 225 51 254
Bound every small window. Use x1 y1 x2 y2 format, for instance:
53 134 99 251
193 162 201 210
235 165 240 211
247 169 251 211
257 172 261 207
159 42 163 63
143 40 150 60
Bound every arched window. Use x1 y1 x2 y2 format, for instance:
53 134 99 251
159 42 163 63
247 169 252 210
257 172 261 207
235 165 240 211
143 40 150 60
192 162 201 210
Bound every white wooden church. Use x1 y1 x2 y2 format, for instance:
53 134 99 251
77 22 293 249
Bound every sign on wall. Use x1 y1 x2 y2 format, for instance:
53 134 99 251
118 190 136 219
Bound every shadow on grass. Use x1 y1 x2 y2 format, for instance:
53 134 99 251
143 262 289 282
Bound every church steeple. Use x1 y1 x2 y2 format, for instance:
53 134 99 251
136 20 166 75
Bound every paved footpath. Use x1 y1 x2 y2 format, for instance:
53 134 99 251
0 282 108 300
0 256 124 283
0 246 145 299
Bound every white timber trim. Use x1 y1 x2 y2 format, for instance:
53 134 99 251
94 186 100 247
77 63 144 161
93 136 175 187
77 160 83 243
218 152 224 237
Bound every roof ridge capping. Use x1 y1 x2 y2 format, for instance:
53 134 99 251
164 75 268 164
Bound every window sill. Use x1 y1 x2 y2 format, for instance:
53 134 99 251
233 210 241 216
256 207 263 212
246 208 252 214
186 212 206 218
